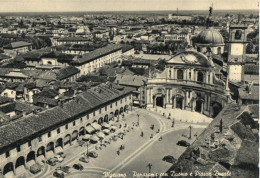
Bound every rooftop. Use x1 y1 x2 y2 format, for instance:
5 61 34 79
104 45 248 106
0 83 134 152
71 44 122 65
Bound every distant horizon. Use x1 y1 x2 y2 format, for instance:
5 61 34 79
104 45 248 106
0 9 258 14
0 0 258 13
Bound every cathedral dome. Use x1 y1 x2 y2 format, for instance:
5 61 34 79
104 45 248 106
196 28 224 45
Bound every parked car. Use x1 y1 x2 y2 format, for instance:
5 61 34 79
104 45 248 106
54 155 64 163
73 163 84 170
79 157 89 163
177 140 190 147
53 170 64 178
57 152 66 158
56 166 71 174
87 151 98 158
162 155 176 163
47 158 56 166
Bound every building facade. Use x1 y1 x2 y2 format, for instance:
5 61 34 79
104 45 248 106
0 83 133 177
146 50 231 118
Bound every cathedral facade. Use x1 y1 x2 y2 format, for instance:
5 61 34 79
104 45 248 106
146 50 231 118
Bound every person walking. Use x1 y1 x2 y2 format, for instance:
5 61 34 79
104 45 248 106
141 131 144 137
117 150 120 155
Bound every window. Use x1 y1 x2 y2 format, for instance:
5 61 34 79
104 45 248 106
28 141 31 147
57 128 60 134
110 104 112 108
177 69 184 80
116 101 117 106
87 114 89 119
125 97 127 102
129 95 131 99
99 109 101 114
73 121 76 126
93 111 95 117
120 99 122 104
189 71 191 80
39 136 42 142
105 106 107 111
48 132 51 138
17 146 21 152
235 30 242 40
5 151 10 158
169 70 171 78
80 118 83 122
65 124 68 130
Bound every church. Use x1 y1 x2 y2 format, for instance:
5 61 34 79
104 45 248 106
146 7 248 118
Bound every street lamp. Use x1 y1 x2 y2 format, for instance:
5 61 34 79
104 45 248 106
86 141 89 158
189 125 192 140
137 114 140 126
147 163 152 174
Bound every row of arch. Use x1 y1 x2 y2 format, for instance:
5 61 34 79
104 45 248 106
2 105 129 176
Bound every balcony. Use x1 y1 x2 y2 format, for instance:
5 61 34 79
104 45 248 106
148 78 226 94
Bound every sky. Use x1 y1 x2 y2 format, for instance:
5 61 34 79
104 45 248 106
0 0 258 12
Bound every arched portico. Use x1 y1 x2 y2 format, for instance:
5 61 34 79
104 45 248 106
15 156 25 169
46 142 54 152
3 162 14 175
56 138 63 148
104 114 109 122
98 117 103 124
64 134 71 146
26 151 36 163
72 130 78 141
79 127 85 136
37 146 45 157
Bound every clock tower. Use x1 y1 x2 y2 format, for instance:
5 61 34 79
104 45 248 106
227 25 248 83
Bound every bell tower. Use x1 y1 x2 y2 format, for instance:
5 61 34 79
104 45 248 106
227 25 248 83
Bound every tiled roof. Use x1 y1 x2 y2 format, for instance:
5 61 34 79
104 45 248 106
238 85 259 100
55 66 80 80
0 83 134 152
120 44 134 53
167 104 258 176
70 44 122 65
244 65 259 74
115 74 147 87
57 37 90 42
4 41 32 49
0 96 13 105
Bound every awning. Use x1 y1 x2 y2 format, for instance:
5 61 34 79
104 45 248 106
103 129 110 135
26 160 36 168
86 125 95 134
55 146 63 153
90 135 99 142
96 132 105 138
92 122 101 131
102 122 110 128
82 134 91 141
64 136 70 143
45 150 54 159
